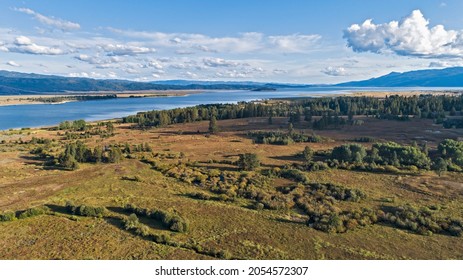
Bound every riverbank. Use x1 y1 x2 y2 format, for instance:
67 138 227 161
0 90 202 106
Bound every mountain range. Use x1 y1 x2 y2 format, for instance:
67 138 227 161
1 67 463 94
336 67 463 87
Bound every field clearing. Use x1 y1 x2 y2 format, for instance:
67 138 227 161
1 115 463 259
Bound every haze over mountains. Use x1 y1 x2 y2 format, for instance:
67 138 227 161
1 67 463 94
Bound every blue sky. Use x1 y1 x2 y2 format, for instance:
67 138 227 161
1 0 462 83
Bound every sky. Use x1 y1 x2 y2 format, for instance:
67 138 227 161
1 0 463 83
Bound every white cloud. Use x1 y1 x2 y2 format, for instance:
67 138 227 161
344 10 463 58
175 49 195 55
268 34 321 52
69 72 90 78
6 61 21 67
10 35 65 55
101 44 155 56
107 28 320 54
321 66 347 76
428 60 463 68
74 54 123 68
145 60 163 69
68 71 110 79
0 41 8 52
15 7 80 31
203 57 241 67
273 69 288 74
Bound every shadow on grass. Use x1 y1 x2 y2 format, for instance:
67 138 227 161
106 206 169 231
269 155 302 162
45 204 69 215
19 155 63 170
102 216 154 242
272 217 306 225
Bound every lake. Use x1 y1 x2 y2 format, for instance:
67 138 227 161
0 87 459 130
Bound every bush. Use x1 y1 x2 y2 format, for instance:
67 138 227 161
66 202 106 218
279 168 308 183
0 211 16 222
190 192 212 200
378 205 461 236
123 213 140 230
236 153 260 171
18 206 50 219
124 204 189 233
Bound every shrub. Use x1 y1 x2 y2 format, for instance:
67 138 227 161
66 202 106 218
123 213 140 230
124 204 189 233
0 211 16 222
279 168 308 183
190 192 211 200
236 153 260 171
18 206 50 219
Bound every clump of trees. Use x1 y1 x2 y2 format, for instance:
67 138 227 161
58 141 124 170
371 142 431 169
124 204 189 233
65 202 106 218
437 139 463 170
379 205 463 236
122 94 463 130
307 208 378 233
248 131 325 145
331 144 367 163
0 206 50 222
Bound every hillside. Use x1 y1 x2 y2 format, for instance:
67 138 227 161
0 71 280 94
337 67 463 87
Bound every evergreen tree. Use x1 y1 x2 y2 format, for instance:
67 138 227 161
433 157 447 176
237 153 260 171
108 147 123 163
302 146 314 162
209 116 218 134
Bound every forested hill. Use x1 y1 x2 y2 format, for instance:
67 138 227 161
0 71 290 94
3 67 463 94
337 67 463 87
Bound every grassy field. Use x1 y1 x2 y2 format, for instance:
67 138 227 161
0 115 462 260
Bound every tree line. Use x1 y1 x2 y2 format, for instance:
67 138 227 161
122 94 463 129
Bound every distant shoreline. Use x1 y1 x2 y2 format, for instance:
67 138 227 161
1 89 462 132
0 90 203 107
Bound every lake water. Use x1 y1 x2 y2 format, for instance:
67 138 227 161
0 87 460 130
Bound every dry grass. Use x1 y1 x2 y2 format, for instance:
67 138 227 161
0 116 462 259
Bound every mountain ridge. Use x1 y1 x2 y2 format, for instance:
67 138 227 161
2 67 463 94
336 67 463 87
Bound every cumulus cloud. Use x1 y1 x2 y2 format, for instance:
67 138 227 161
15 7 80 31
344 10 463 58
322 66 347 76
6 61 21 67
9 35 65 55
101 44 155 56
